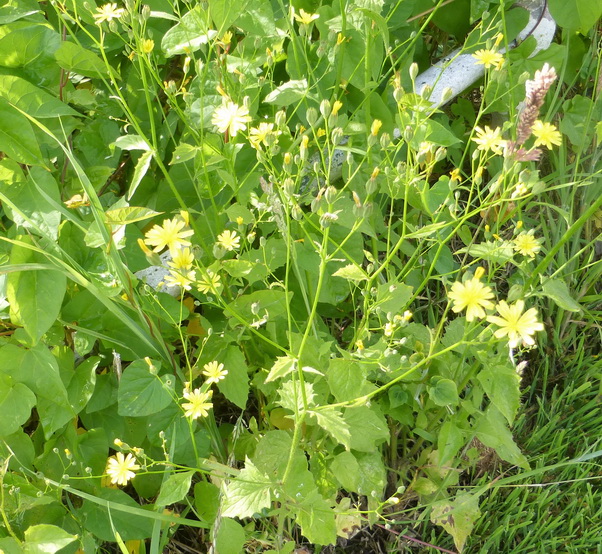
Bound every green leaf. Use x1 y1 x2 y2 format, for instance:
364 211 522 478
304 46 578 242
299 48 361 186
0 164 61 240
332 264 368 282
344 406 389 452
376 282 413 314
548 0 602 33
278 380 315 413
265 355 297 383
0 97 45 166
327 358 375 402
221 458 272 518
227 289 292 321
161 6 217 57
0 24 59 67
0 374 36 437
0 344 74 437
0 75 79 118
457 240 515 264
118 359 175 417
105 206 160 225
156 471 195 506
438 421 465 466
209 0 248 31
428 378 459 407
474 406 529 469
354 451 386 497
6 241 66 344
127 150 153 200
78 488 154 541
113 134 150 151
330 451 360 492
54 41 109 79
218 346 250 409
309 405 351 449
215 518 246 554
294 488 337 545
541 278 582 312
264 79 316 106
431 492 481 552
194 481 220 524
23 524 77 554
477 365 521 425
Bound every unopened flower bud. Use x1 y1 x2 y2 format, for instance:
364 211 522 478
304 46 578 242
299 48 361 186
275 109 287 128
319 99 331 118
380 132 391 149
331 127 344 145
434 146 447 162
441 87 454 104
306 107 318 127
409 62 419 81
324 185 337 204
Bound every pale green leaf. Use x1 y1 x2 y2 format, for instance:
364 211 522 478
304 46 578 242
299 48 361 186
332 264 368 282
431 492 481 552
264 79 316 106
218 346 250 409
156 471 195 506
541 278 582 312
477 365 521 425
161 6 217 57
118 359 175 417
474 407 529 469
309 406 351 449
221 459 272 518
54 41 109 78
344 406 389 452
0 375 36 438
265 355 297 383
23 524 77 554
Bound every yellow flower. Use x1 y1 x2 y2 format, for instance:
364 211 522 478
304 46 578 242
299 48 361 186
106 452 140 486
487 300 544 348
371 119 383 136
513 231 542 258
450 168 461 182
331 100 343 115
448 276 495 322
216 230 240 251
144 216 194 254
182 388 213 419
198 270 221 294
141 39 154 54
473 125 506 155
168 247 194 270
211 101 252 137
294 9 319 25
220 31 233 46
531 120 562 149
93 3 125 24
164 269 196 291
472 49 504 69
249 122 276 149
202 361 228 384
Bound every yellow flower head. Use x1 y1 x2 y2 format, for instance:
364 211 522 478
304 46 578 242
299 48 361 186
472 49 504 69
106 452 140 486
168 247 195 270
487 300 544 348
448 276 495 322
93 3 125 24
198 270 221 294
331 100 343 115
249 122 276 149
473 125 506 155
212 101 252 137
144 216 194 254
513 231 542 258
371 119 383 136
202 361 228 384
182 388 213 419
294 8 319 25
216 229 240 251
141 39 154 54
531 120 562 149
164 269 196 291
